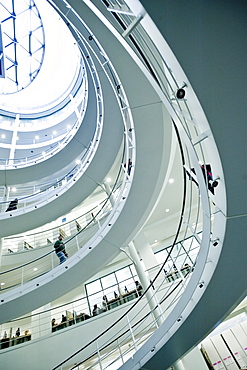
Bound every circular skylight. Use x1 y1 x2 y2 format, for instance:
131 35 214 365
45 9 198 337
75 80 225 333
0 0 45 94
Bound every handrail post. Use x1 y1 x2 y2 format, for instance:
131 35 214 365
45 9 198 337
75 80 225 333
126 313 138 351
21 266 24 286
75 235 79 251
96 339 103 370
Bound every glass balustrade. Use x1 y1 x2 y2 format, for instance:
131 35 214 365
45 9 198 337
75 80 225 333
39 1 224 368
0 235 198 352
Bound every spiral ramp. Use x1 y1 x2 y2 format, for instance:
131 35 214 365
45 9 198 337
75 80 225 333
0 0 173 323
0 1 246 370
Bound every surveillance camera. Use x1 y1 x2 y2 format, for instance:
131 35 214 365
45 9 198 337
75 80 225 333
176 83 187 99
176 88 186 99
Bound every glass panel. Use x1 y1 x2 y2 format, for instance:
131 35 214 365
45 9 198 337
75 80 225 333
188 248 199 263
170 243 182 260
101 273 117 289
119 277 136 293
103 285 120 301
115 266 132 283
88 291 103 313
174 253 186 270
155 249 168 264
130 264 137 277
86 279 102 296
182 236 200 252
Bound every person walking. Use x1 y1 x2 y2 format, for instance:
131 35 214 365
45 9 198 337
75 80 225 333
54 235 68 264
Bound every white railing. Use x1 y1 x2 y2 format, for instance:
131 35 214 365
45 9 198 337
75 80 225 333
45 0 225 369
0 246 196 353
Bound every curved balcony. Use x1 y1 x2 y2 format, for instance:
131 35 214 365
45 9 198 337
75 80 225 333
0 0 244 369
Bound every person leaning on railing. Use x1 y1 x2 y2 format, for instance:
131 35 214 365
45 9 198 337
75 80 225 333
54 235 68 264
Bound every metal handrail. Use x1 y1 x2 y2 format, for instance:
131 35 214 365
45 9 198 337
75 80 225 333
46 1 223 369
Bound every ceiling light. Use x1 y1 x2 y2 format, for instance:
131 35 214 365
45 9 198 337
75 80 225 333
76 159 81 164
12 187 17 192
169 179 174 184
106 177 111 183
35 135 39 140
33 268 38 271
154 239 158 243
166 209 169 212
0 282 5 286
1 134 6 138
53 131 57 135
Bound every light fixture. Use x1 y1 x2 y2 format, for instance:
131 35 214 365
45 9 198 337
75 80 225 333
166 208 169 213
35 135 39 140
33 268 38 271
76 159 81 164
211 238 219 247
12 187 17 192
176 83 187 99
106 177 111 183
0 282 5 286
53 131 57 135
169 178 174 184
1 134 6 138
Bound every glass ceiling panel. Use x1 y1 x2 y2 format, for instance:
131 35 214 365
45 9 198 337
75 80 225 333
0 0 45 93
0 0 81 112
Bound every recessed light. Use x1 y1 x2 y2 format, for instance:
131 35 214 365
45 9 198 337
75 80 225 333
166 209 169 212
53 131 57 135
106 177 111 183
35 135 39 140
76 159 81 164
1 134 6 139
33 268 38 271
12 187 17 192
0 282 5 286
169 179 174 184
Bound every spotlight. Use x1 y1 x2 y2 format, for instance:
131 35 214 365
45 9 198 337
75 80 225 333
211 238 219 247
176 83 187 99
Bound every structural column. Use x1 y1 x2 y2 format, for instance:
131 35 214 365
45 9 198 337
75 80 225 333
127 241 163 327
133 231 159 283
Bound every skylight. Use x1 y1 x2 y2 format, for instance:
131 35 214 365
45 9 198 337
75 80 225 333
0 0 45 94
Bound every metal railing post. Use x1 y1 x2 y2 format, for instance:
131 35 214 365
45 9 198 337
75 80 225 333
126 314 138 352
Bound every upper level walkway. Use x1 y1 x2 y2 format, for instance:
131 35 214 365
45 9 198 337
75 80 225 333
0 0 246 369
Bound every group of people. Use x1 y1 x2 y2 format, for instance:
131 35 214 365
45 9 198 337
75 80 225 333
92 281 143 316
51 314 67 328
